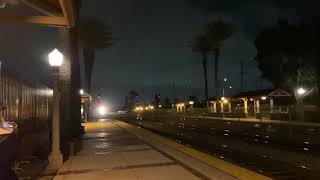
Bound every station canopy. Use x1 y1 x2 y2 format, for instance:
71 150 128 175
0 0 79 27
232 88 291 99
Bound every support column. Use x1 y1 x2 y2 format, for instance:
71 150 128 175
220 102 224 113
59 27 72 143
228 103 232 113
256 100 260 113
243 98 248 114
270 99 274 113
213 101 217 113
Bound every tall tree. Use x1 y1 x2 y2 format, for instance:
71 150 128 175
78 18 113 93
205 21 234 97
254 20 317 92
192 34 211 101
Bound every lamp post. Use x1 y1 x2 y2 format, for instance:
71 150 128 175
48 49 64 170
296 87 307 121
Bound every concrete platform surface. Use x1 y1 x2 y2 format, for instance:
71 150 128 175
41 120 260 180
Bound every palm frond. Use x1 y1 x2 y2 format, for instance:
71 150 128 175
78 18 115 49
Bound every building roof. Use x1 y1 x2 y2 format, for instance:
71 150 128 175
233 88 291 99
0 0 79 27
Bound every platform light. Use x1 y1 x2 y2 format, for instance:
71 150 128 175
261 96 267 100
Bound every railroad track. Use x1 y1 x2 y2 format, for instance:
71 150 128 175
122 118 320 180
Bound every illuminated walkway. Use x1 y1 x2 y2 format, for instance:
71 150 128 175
48 120 246 180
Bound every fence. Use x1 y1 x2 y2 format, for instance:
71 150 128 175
0 62 52 134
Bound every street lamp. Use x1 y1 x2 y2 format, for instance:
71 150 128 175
295 87 310 121
79 89 84 95
48 48 63 170
297 87 306 96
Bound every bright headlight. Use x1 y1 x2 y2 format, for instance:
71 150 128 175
97 105 107 115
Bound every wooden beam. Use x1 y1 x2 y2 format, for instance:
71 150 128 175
20 0 63 17
59 0 75 27
0 15 68 26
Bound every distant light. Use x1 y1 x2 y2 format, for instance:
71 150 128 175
80 89 84 95
97 105 107 116
223 100 228 104
158 105 162 108
180 103 184 107
250 98 254 101
145 107 149 110
224 78 228 82
221 97 226 101
297 88 306 95
189 101 194 105
261 96 267 100
48 49 63 67
229 86 232 89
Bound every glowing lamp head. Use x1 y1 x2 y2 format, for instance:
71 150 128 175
297 88 306 95
221 97 226 101
261 96 267 100
189 101 194 105
48 49 63 67
80 89 84 95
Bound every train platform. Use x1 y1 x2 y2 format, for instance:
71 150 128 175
40 120 269 180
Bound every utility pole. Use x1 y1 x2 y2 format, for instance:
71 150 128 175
240 60 244 92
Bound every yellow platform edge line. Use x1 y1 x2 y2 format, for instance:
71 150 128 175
114 120 272 180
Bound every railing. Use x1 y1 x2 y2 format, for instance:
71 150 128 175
0 63 52 134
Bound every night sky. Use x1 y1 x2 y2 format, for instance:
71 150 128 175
0 0 318 107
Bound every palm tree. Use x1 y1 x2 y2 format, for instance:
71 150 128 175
205 21 234 97
192 34 211 101
78 18 113 93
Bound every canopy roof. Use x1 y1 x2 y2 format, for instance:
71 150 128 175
0 0 79 27
233 88 291 99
